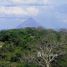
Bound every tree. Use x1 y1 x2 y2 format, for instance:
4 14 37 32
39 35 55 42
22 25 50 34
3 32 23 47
33 38 66 67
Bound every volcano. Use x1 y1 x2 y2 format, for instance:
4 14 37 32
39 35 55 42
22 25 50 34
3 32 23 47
17 18 41 28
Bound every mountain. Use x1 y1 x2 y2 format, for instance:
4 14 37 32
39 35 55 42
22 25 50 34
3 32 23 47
16 18 41 28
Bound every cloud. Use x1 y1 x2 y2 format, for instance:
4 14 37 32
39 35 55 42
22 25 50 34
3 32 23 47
43 0 49 4
0 0 40 17
10 0 22 3
12 0 50 4
0 6 39 16
26 7 39 16
8 0 49 5
0 7 27 15
10 0 38 4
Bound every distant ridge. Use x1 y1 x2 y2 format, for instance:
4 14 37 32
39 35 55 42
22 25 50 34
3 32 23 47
16 18 41 28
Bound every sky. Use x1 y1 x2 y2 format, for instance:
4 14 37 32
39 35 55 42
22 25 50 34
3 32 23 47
0 0 67 30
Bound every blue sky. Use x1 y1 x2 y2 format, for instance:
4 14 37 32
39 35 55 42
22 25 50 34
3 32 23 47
0 0 67 29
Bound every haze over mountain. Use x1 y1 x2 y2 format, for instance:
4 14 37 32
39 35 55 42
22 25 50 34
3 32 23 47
17 18 41 28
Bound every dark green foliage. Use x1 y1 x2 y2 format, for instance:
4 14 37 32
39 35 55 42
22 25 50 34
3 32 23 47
0 28 66 67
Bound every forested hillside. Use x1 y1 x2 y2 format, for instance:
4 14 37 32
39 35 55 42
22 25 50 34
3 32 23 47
0 27 67 67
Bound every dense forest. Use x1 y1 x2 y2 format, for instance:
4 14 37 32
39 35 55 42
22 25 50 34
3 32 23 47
0 27 67 67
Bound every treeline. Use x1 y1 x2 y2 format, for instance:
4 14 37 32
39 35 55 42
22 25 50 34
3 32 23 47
0 27 67 67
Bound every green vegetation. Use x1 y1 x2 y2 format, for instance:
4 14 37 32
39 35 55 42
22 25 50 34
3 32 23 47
0 27 67 67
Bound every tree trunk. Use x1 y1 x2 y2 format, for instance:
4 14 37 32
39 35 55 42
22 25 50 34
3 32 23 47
46 62 50 67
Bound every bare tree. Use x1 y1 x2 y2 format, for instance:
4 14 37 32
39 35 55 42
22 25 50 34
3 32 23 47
33 40 66 67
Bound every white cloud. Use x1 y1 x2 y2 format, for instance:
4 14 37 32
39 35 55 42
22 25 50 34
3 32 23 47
10 0 37 4
0 0 50 7
26 7 39 16
0 0 48 17
9 0 49 4
0 7 27 15
0 6 39 16
10 0 22 3
43 0 49 4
